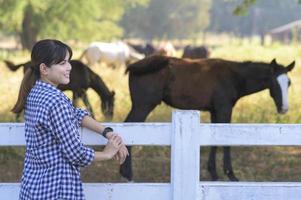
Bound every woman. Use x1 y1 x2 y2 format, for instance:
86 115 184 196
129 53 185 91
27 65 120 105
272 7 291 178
12 39 128 200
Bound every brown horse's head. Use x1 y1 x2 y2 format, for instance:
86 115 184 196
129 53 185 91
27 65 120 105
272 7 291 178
101 91 115 120
268 59 295 114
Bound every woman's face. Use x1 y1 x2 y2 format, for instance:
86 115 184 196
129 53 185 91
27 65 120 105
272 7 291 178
40 52 72 87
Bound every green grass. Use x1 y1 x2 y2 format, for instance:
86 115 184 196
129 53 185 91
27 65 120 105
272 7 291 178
1 38 301 182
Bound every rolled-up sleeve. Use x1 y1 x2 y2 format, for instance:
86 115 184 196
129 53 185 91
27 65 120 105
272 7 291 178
50 101 94 167
74 107 90 127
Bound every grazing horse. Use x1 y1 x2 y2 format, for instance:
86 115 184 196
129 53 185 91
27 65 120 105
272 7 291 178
182 45 210 59
120 55 295 181
4 60 115 120
79 41 144 68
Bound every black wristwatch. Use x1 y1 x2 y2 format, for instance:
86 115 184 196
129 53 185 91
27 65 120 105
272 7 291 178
102 127 113 138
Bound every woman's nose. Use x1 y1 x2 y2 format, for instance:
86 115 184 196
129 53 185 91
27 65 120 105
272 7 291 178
67 62 72 70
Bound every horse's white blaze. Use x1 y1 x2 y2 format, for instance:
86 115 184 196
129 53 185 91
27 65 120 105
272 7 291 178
277 74 289 111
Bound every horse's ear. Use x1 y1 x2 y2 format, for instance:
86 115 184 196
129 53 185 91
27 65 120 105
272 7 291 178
271 58 277 66
111 91 115 97
286 61 295 72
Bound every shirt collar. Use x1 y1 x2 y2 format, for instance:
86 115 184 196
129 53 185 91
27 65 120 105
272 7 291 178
35 80 71 103
36 80 60 92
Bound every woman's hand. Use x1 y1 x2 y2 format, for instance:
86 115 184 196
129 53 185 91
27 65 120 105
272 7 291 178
106 132 129 164
114 145 129 164
103 135 122 159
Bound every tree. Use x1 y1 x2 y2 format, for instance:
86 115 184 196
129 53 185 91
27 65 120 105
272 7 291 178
0 0 146 50
209 0 301 37
233 0 257 15
233 0 301 15
121 0 211 40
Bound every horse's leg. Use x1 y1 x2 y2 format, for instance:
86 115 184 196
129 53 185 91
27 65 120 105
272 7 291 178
120 103 158 181
207 111 219 181
215 106 239 181
124 103 157 122
81 92 95 118
223 146 238 181
208 147 218 181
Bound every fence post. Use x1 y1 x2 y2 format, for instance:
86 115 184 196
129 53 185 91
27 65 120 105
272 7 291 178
171 110 200 200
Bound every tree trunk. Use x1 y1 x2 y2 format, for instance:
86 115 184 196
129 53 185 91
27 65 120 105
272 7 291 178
20 4 38 51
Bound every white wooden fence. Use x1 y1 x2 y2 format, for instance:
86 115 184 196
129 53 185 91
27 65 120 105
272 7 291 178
1 110 301 200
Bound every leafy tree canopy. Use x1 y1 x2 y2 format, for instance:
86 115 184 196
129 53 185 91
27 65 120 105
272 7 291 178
0 0 147 50
121 0 211 40
233 0 301 15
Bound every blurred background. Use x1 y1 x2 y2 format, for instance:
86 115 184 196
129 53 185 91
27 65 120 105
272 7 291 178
1 0 301 183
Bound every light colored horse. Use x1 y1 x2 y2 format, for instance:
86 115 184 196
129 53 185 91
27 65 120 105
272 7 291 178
158 41 176 57
80 41 144 68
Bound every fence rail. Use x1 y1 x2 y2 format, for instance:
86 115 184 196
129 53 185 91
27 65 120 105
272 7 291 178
0 110 301 200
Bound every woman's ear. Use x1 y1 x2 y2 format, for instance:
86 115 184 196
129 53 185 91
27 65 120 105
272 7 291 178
39 63 48 75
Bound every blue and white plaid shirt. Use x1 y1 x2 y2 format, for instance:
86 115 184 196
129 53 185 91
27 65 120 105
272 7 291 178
19 80 95 200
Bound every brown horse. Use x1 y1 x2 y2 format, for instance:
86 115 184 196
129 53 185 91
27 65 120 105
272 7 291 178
182 45 210 59
120 55 295 181
4 60 115 120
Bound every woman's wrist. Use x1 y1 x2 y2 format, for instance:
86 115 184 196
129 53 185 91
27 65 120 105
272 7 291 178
101 127 113 138
94 151 112 161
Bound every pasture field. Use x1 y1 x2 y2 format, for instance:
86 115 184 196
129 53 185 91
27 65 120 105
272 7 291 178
1 38 301 182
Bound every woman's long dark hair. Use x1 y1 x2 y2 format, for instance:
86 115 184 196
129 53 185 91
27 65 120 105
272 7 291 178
12 39 73 113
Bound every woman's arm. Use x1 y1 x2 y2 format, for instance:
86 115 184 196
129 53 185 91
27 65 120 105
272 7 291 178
81 115 129 163
81 115 106 136
50 102 95 167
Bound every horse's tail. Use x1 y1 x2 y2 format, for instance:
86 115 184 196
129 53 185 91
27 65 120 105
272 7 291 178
126 55 169 75
3 60 25 71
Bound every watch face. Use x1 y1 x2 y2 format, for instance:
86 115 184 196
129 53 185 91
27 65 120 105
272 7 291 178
103 127 113 138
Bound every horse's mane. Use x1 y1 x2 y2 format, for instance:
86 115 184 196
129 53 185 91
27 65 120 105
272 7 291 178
233 61 272 79
126 55 169 75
